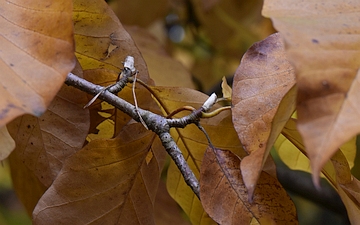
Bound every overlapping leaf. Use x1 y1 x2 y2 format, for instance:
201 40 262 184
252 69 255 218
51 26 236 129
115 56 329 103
0 0 75 128
33 124 166 225
263 0 360 186
200 147 297 224
279 118 360 224
150 86 246 225
73 0 152 138
275 119 356 174
231 33 296 198
7 63 90 213
73 0 149 80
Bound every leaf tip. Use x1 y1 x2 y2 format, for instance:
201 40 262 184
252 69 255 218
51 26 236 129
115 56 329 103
247 189 255 204
311 170 322 190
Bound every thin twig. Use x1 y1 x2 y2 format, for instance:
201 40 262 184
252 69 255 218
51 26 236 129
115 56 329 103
132 72 148 129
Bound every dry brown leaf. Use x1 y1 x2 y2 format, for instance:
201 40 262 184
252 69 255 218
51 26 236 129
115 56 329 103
33 123 166 225
262 0 360 186
232 33 296 199
7 62 90 214
7 62 89 188
0 1 75 127
150 86 246 225
200 147 297 225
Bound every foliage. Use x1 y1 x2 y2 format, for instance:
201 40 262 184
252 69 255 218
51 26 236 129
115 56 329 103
0 0 360 224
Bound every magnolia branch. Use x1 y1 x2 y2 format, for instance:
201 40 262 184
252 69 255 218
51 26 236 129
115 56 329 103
65 63 217 199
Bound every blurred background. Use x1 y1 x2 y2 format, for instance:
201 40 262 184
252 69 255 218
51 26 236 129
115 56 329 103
1 0 358 224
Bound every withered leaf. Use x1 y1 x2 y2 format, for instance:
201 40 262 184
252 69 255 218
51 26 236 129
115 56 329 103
0 1 75 127
200 147 297 225
150 86 246 225
33 124 166 225
263 0 360 186
232 33 296 199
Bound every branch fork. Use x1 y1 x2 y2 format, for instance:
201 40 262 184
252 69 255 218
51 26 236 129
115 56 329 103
65 56 220 199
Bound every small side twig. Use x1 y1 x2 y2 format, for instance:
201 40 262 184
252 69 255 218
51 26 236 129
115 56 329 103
84 56 137 108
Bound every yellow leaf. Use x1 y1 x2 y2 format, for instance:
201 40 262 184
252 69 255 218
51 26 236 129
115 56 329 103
221 76 232 99
277 118 360 223
0 1 75 127
0 127 15 160
276 119 356 181
263 0 360 185
200 147 297 225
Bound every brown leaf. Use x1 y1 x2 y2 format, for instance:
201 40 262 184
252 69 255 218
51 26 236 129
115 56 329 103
8 151 48 216
7 63 90 214
200 147 297 225
0 1 75 127
33 124 166 225
7 63 90 188
150 86 246 225
263 0 360 186
232 33 296 199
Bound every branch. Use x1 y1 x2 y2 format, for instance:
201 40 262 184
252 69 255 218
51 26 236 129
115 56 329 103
65 70 217 199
